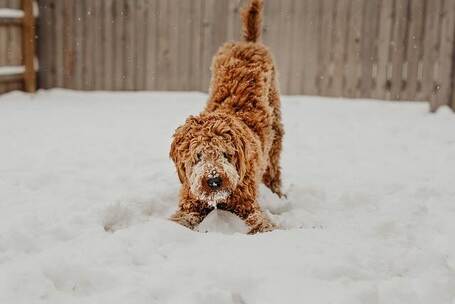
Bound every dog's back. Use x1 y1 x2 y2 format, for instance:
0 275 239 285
205 0 279 143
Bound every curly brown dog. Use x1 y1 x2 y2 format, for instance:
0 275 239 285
169 0 284 234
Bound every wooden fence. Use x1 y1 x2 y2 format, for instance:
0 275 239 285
0 0 36 94
33 1 455 110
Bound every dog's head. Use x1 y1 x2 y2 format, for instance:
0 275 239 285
170 112 253 206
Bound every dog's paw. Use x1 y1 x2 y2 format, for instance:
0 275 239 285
246 215 277 234
169 210 202 230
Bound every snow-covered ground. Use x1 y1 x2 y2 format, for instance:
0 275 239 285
0 90 454 304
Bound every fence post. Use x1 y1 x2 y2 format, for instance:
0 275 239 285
22 0 36 92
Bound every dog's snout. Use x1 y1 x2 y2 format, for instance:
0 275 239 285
207 176 222 189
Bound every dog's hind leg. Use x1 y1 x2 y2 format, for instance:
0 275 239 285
262 84 285 198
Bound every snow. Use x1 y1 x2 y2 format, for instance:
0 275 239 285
0 89 454 303
0 2 39 18
0 65 25 76
0 8 23 18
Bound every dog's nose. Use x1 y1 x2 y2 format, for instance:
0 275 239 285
207 177 222 189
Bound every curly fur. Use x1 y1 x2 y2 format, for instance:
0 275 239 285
169 0 284 234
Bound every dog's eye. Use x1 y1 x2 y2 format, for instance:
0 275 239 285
196 153 202 162
223 152 231 161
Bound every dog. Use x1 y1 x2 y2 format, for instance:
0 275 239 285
169 0 284 234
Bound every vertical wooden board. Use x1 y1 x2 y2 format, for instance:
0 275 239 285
200 0 229 92
279 0 296 95
37 0 53 88
83 0 95 90
54 0 64 88
0 0 9 8
360 0 380 98
8 25 24 88
389 0 409 100
305 0 320 96
288 0 306 95
420 0 442 102
7 0 19 8
211 0 229 62
263 0 282 92
190 0 203 91
92 0 104 89
403 0 425 101
122 0 135 90
200 0 214 92
167 0 180 91
6 0 23 92
330 0 349 97
226 0 242 42
373 0 393 99
113 0 125 90
8 2 21 65
63 0 75 89
0 17 7 68
134 0 146 90
317 0 334 96
0 21 6 93
49 0 57 88
145 0 158 90
177 0 192 90
103 0 114 90
432 0 455 110
73 0 84 90
273 0 289 93
157 0 170 90
344 0 363 98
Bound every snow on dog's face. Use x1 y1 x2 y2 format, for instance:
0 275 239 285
170 112 252 206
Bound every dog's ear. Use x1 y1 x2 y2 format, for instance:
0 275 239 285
170 116 199 184
170 127 188 184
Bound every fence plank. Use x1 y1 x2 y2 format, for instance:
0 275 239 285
344 0 363 98
54 0 64 87
389 0 409 100
403 0 425 101
73 0 84 89
288 0 305 94
92 0 103 89
373 0 393 99
278 0 295 94
62 0 74 88
302 0 319 95
144 0 158 90
178 0 192 91
190 0 203 91
156 0 170 90
123 0 135 90
133 0 145 90
431 0 455 111
317 0 334 96
421 0 443 103
200 0 213 91
360 0 380 98
262 0 281 91
167 0 180 91
330 0 349 97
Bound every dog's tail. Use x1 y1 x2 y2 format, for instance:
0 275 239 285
241 0 263 43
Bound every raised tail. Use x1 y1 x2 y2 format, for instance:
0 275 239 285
241 0 263 42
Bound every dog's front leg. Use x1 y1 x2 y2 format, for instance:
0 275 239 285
244 208 276 234
227 198 276 234
170 194 213 230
